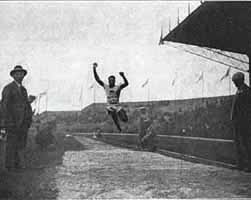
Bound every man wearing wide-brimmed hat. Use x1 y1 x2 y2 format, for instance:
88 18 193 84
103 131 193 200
1 65 35 170
231 72 251 172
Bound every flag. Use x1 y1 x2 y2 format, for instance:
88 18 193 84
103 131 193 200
172 73 177 86
36 91 47 114
220 67 231 81
89 83 94 89
39 91 47 97
141 79 149 88
158 25 164 45
196 72 204 83
171 79 176 86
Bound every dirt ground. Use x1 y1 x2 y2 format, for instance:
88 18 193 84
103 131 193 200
1 135 251 199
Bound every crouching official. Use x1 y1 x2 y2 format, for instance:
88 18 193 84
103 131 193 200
141 119 158 152
1 65 35 170
138 107 158 152
138 107 151 150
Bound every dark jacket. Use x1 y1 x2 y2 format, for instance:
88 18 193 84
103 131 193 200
1 81 33 129
231 83 251 138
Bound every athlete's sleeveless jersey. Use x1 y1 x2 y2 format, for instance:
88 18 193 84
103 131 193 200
103 83 121 105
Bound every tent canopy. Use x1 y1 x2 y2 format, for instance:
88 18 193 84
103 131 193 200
163 2 251 55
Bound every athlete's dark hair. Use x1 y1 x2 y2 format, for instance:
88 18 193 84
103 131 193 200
108 75 115 80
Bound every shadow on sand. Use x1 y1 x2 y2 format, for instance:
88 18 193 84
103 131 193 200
0 133 86 200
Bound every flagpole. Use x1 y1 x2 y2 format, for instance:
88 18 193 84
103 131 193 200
173 77 182 178
81 94 83 110
147 82 150 103
227 67 231 95
93 84 96 104
80 86 83 110
177 8 180 25
197 72 204 102
202 75 205 103
171 74 179 172
229 73 231 95
92 84 96 119
45 70 49 118
168 17 171 33
45 94 47 112
159 25 164 45
202 78 204 98
78 85 83 123
46 92 48 119
172 76 177 131
188 2 191 15
37 95 41 114
220 67 231 95
142 78 149 103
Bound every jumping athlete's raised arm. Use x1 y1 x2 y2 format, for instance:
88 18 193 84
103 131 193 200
93 63 104 87
119 72 129 89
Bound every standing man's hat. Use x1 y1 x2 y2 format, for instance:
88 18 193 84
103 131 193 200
10 65 27 77
232 72 244 81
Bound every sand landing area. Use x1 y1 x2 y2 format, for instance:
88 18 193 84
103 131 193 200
0 135 251 199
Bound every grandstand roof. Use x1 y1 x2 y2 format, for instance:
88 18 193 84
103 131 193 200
163 1 251 55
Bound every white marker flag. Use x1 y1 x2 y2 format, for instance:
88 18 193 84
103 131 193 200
141 79 149 88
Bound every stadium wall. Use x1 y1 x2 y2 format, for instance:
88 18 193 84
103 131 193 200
79 95 234 139
78 95 236 165
44 95 237 165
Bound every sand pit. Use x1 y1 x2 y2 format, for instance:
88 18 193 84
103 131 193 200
1 136 251 199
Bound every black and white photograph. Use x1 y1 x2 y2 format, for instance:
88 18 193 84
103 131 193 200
0 1 251 199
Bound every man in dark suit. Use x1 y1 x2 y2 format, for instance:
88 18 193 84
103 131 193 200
231 72 251 172
1 65 34 170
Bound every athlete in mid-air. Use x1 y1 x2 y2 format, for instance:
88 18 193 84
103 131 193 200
93 62 129 132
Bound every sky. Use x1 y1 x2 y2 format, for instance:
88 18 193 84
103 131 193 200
0 1 248 112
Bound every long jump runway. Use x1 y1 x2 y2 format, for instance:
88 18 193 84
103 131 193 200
54 136 251 199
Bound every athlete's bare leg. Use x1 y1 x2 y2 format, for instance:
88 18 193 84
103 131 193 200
118 108 128 122
110 111 122 132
